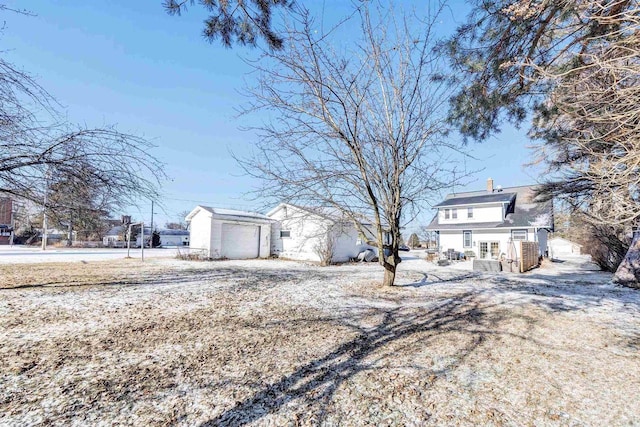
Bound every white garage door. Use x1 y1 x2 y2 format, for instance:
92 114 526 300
221 223 260 259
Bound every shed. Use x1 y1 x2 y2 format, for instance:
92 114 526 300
185 206 272 259
548 237 582 256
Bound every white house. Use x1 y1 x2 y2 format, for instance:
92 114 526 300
425 179 553 260
185 206 272 259
548 237 582 256
267 203 364 263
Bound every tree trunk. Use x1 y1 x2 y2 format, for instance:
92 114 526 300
67 223 73 247
382 262 396 287
614 233 640 288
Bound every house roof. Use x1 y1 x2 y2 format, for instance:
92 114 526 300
434 192 516 207
426 185 553 231
105 226 124 236
185 205 272 222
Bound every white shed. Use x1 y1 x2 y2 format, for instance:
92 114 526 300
185 206 272 259
548 237 582 256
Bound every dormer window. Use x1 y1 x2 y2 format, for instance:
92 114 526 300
468 207 473 219
444 209 450 219
452 208 458 219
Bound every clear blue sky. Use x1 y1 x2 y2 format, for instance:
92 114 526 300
3 1 542 231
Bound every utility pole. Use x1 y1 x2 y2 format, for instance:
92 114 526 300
9 200 14 246
42 172 49 251
150 200 154 248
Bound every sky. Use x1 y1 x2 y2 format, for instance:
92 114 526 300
2 1 543 233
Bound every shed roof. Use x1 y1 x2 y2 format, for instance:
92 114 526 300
186 205 272 222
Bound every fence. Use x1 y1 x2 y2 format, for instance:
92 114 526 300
519 241 540 273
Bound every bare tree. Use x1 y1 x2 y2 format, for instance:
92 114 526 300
0 55 164 219
312 223 337 267
238 3 468 286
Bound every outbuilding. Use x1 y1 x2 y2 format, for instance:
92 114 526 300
185 206 272 259
548 237 582 256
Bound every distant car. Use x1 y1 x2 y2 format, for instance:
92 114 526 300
399 245 410 252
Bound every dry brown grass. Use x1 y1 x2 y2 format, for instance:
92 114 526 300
0 259 167 289
1 257 639 426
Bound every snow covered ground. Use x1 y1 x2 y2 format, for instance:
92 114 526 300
1 253 639 425
0 245 182 264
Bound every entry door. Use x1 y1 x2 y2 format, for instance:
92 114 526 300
479 241 500 259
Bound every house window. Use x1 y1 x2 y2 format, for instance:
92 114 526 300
512 229 527 241
280 230 291 238
452 208 458 219
444 209 450 219
463 230 472 248
467 207 473 219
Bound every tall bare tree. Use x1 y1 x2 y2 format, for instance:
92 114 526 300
238 3 467 286
447 0 640 287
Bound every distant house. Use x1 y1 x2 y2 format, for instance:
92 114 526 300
425 179 553 260
548 237 582 256
186 206 272 259
103 226 125 247
267 203 369 263
157 229 190 247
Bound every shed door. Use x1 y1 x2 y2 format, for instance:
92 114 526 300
221 223 260 259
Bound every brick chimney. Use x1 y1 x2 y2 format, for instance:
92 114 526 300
487 177 494 193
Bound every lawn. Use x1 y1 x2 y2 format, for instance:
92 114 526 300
1 255 639 426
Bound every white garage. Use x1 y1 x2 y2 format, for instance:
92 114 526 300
186 206 272 259
548 237 582 257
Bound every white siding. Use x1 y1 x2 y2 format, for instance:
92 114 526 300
439 203 505 224
330 225 361 262
268 205 360 262
439 228 543 260
189 211 213 256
